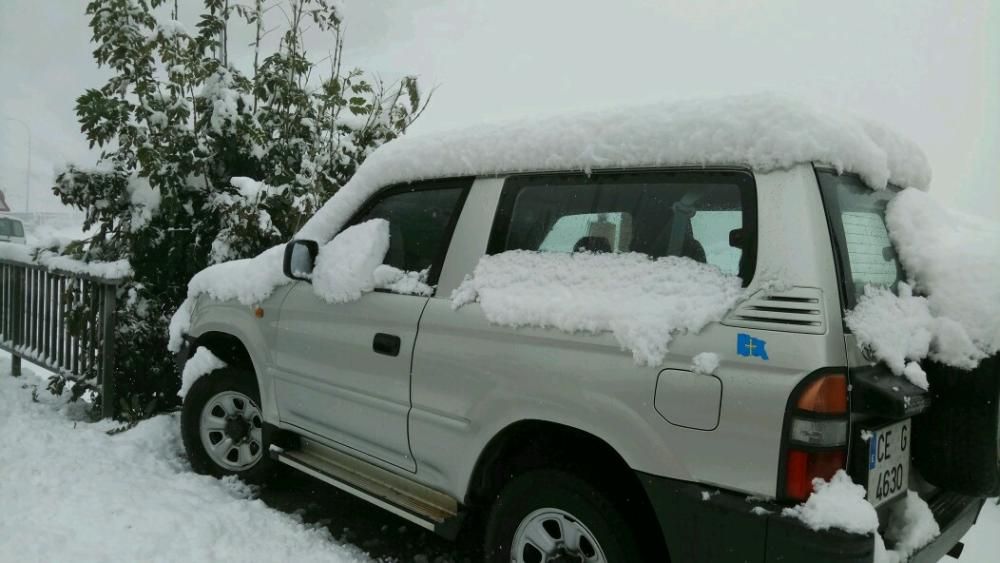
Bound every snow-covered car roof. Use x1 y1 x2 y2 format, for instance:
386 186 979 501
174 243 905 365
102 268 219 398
297 94 931 244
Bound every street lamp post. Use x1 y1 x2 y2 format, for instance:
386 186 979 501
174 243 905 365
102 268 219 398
3 117 32 213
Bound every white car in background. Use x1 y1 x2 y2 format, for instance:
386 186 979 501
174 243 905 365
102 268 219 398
0 216 26 244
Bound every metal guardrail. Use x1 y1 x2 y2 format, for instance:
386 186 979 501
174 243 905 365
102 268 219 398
0 258 119 418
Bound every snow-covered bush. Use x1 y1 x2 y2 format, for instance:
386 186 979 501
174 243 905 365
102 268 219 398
50 0 427 417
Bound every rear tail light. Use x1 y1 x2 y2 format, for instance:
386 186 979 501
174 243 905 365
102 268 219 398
781 372 849 502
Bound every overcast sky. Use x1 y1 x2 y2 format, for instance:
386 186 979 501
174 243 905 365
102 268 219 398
1 0 997 216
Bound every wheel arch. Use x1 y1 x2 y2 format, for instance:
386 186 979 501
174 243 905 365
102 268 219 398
185 328 280 422
465 419 669 557
190 331 256 374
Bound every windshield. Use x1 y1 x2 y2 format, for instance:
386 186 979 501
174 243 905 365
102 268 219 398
817 171 904 310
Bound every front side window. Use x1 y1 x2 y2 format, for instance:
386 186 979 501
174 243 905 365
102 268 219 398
490 170 757 283
817 171 904 309
347 179 469 286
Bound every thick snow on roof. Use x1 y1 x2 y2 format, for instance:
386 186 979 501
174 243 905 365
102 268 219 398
297 94 931 245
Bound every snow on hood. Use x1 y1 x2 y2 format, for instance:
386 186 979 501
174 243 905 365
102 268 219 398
296 93 931 246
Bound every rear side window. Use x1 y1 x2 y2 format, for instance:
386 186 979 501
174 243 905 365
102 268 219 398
817 171 903 310
489 170 757 283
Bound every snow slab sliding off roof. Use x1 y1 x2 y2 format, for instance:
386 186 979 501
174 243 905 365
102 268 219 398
297 93 931 244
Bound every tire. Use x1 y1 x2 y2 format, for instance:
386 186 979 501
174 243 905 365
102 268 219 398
484 469 645 562
180 365 277 484
913 354 1000 496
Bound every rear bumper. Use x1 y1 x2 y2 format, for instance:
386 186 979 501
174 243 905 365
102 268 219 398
637 472 985 563
908 493 984 563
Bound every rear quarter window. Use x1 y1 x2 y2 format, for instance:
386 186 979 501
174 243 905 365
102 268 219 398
817 170 903 310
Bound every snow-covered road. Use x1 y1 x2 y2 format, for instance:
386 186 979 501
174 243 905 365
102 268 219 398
0 355 997 562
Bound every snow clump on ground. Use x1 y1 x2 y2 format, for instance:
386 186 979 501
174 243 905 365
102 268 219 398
452 251 745 366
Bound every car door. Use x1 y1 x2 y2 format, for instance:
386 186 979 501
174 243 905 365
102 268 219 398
272 178 471 471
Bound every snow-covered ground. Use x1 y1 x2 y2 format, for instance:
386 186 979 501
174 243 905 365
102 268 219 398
0 355 372 563
1 352 997 562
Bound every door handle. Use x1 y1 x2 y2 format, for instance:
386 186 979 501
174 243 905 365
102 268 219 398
373 333 401 357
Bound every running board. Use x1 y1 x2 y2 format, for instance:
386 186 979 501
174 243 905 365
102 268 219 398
270 440 461 537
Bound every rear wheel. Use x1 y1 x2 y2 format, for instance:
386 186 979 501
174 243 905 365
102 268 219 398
180 366 277 484
484 470 644 562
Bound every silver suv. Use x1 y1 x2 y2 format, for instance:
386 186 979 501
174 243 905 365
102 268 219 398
176 163 994 562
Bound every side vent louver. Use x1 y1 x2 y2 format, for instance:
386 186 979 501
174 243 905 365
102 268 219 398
723 287 826 334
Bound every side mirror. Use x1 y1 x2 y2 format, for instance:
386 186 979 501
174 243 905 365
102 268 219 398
283 239 319 281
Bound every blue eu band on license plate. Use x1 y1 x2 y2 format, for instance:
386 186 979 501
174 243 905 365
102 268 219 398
866 419 911 507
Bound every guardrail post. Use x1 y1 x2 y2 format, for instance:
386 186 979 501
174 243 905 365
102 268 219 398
100 284 117 419
12 267 23 377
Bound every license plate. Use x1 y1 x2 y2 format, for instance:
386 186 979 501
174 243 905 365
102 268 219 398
865 419 911 507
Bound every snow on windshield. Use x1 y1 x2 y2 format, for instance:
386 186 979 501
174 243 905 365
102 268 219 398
846 188 1000 387
451 250 744 366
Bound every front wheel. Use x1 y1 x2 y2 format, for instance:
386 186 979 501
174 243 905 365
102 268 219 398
180 365 277 484
484 470 645 562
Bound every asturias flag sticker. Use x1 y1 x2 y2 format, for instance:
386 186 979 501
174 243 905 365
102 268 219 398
737 333 769 361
